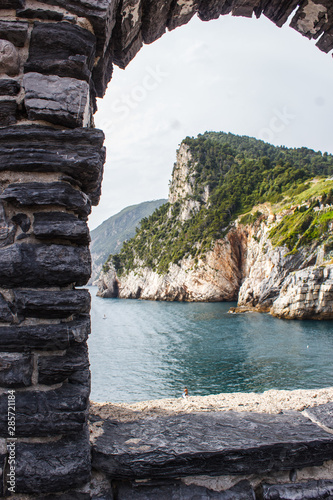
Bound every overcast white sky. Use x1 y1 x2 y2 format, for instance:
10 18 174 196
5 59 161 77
89 13 333 230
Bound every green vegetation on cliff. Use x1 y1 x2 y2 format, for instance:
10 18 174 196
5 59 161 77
90 199 166 280
269 184 333 254
104 132 333 275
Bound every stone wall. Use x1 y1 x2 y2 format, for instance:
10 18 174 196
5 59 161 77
0 0 332 497
0 3 106 496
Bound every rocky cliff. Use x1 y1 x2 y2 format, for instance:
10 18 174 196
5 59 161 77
97 133 333 320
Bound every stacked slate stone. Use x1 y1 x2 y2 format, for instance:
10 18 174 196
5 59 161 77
0 2 107 497
0 0 332 497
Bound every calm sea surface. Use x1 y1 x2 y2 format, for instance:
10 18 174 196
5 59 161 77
88 286 333 403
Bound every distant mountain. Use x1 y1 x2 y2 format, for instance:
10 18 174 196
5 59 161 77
89 199 167 282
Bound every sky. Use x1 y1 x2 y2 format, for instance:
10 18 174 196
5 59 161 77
89 12 333 230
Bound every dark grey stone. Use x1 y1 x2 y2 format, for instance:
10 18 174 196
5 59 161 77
91 495 113 500
305 402 333 430
168 0 200 30
0 78 20 96
0 316 90 352
112 29 143 70
14 288 90 319
17 8 64 21
0 243 91 288
92 42 114 98
42 493 91 500
38 343 90 385
23 72 90 128
0 447 5 497
0 352 33 387
12 212 31 233
115 479 255 499
1 182 91 217
33 212 90 244
25 22 96 82
0 20 28 47
198 0 232 21
16 232 29 240
0 201 16 248
40 0 118 55
92 411 333 479
316 31 333 53
13 428 90 494
259 0 300 28
141 0 173 44
0 99 16 126
0 293 13 322
0 126 105 205
0 39 20 76
262 479 333 499
0 382 89 437
0 0 24 8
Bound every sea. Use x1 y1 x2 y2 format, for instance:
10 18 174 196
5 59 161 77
88 286 333 403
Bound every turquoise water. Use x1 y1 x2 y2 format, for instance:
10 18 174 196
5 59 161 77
88 287 333 403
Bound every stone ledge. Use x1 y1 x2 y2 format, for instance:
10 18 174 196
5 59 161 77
0 126 105 205
91 406 333 480
0 382 89 437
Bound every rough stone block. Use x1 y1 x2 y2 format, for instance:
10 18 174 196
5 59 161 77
38 343 90 385
0 99 17 126
0 382 89 437
14 288 90 319
0 78 20 96
33 212 90 244
232 0 261 18
0 293 13 322
92 43 114 98
141 0 173 43
0 40 20 76
0 316 90 352
316 29 333 53
40 0 118 55
0 352 33 387
304 402 333 430
11 212 31 233
115 478 255 499
0 0 24 8
25 22 96 82
0 202 16 248
112 31 143 69
0 126 105 205
17 8 64 21
1 182 91 217
262 479 333 499
92 411 333 479
198 0 232 21
111 0 143 68
0 440 6 498
258 0 300 27
42 494 91 500
23 72 90 128
13 429 91 494
0 243 91 288
0 20 28 47
168 0 200 30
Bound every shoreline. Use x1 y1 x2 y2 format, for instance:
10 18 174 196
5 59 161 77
90 386 333 422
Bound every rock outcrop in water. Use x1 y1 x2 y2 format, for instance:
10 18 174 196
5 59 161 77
98 133 333 320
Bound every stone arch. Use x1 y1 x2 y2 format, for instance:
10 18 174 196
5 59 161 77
0 0 332 497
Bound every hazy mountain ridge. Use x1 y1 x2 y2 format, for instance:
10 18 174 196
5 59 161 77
89 199 166 282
